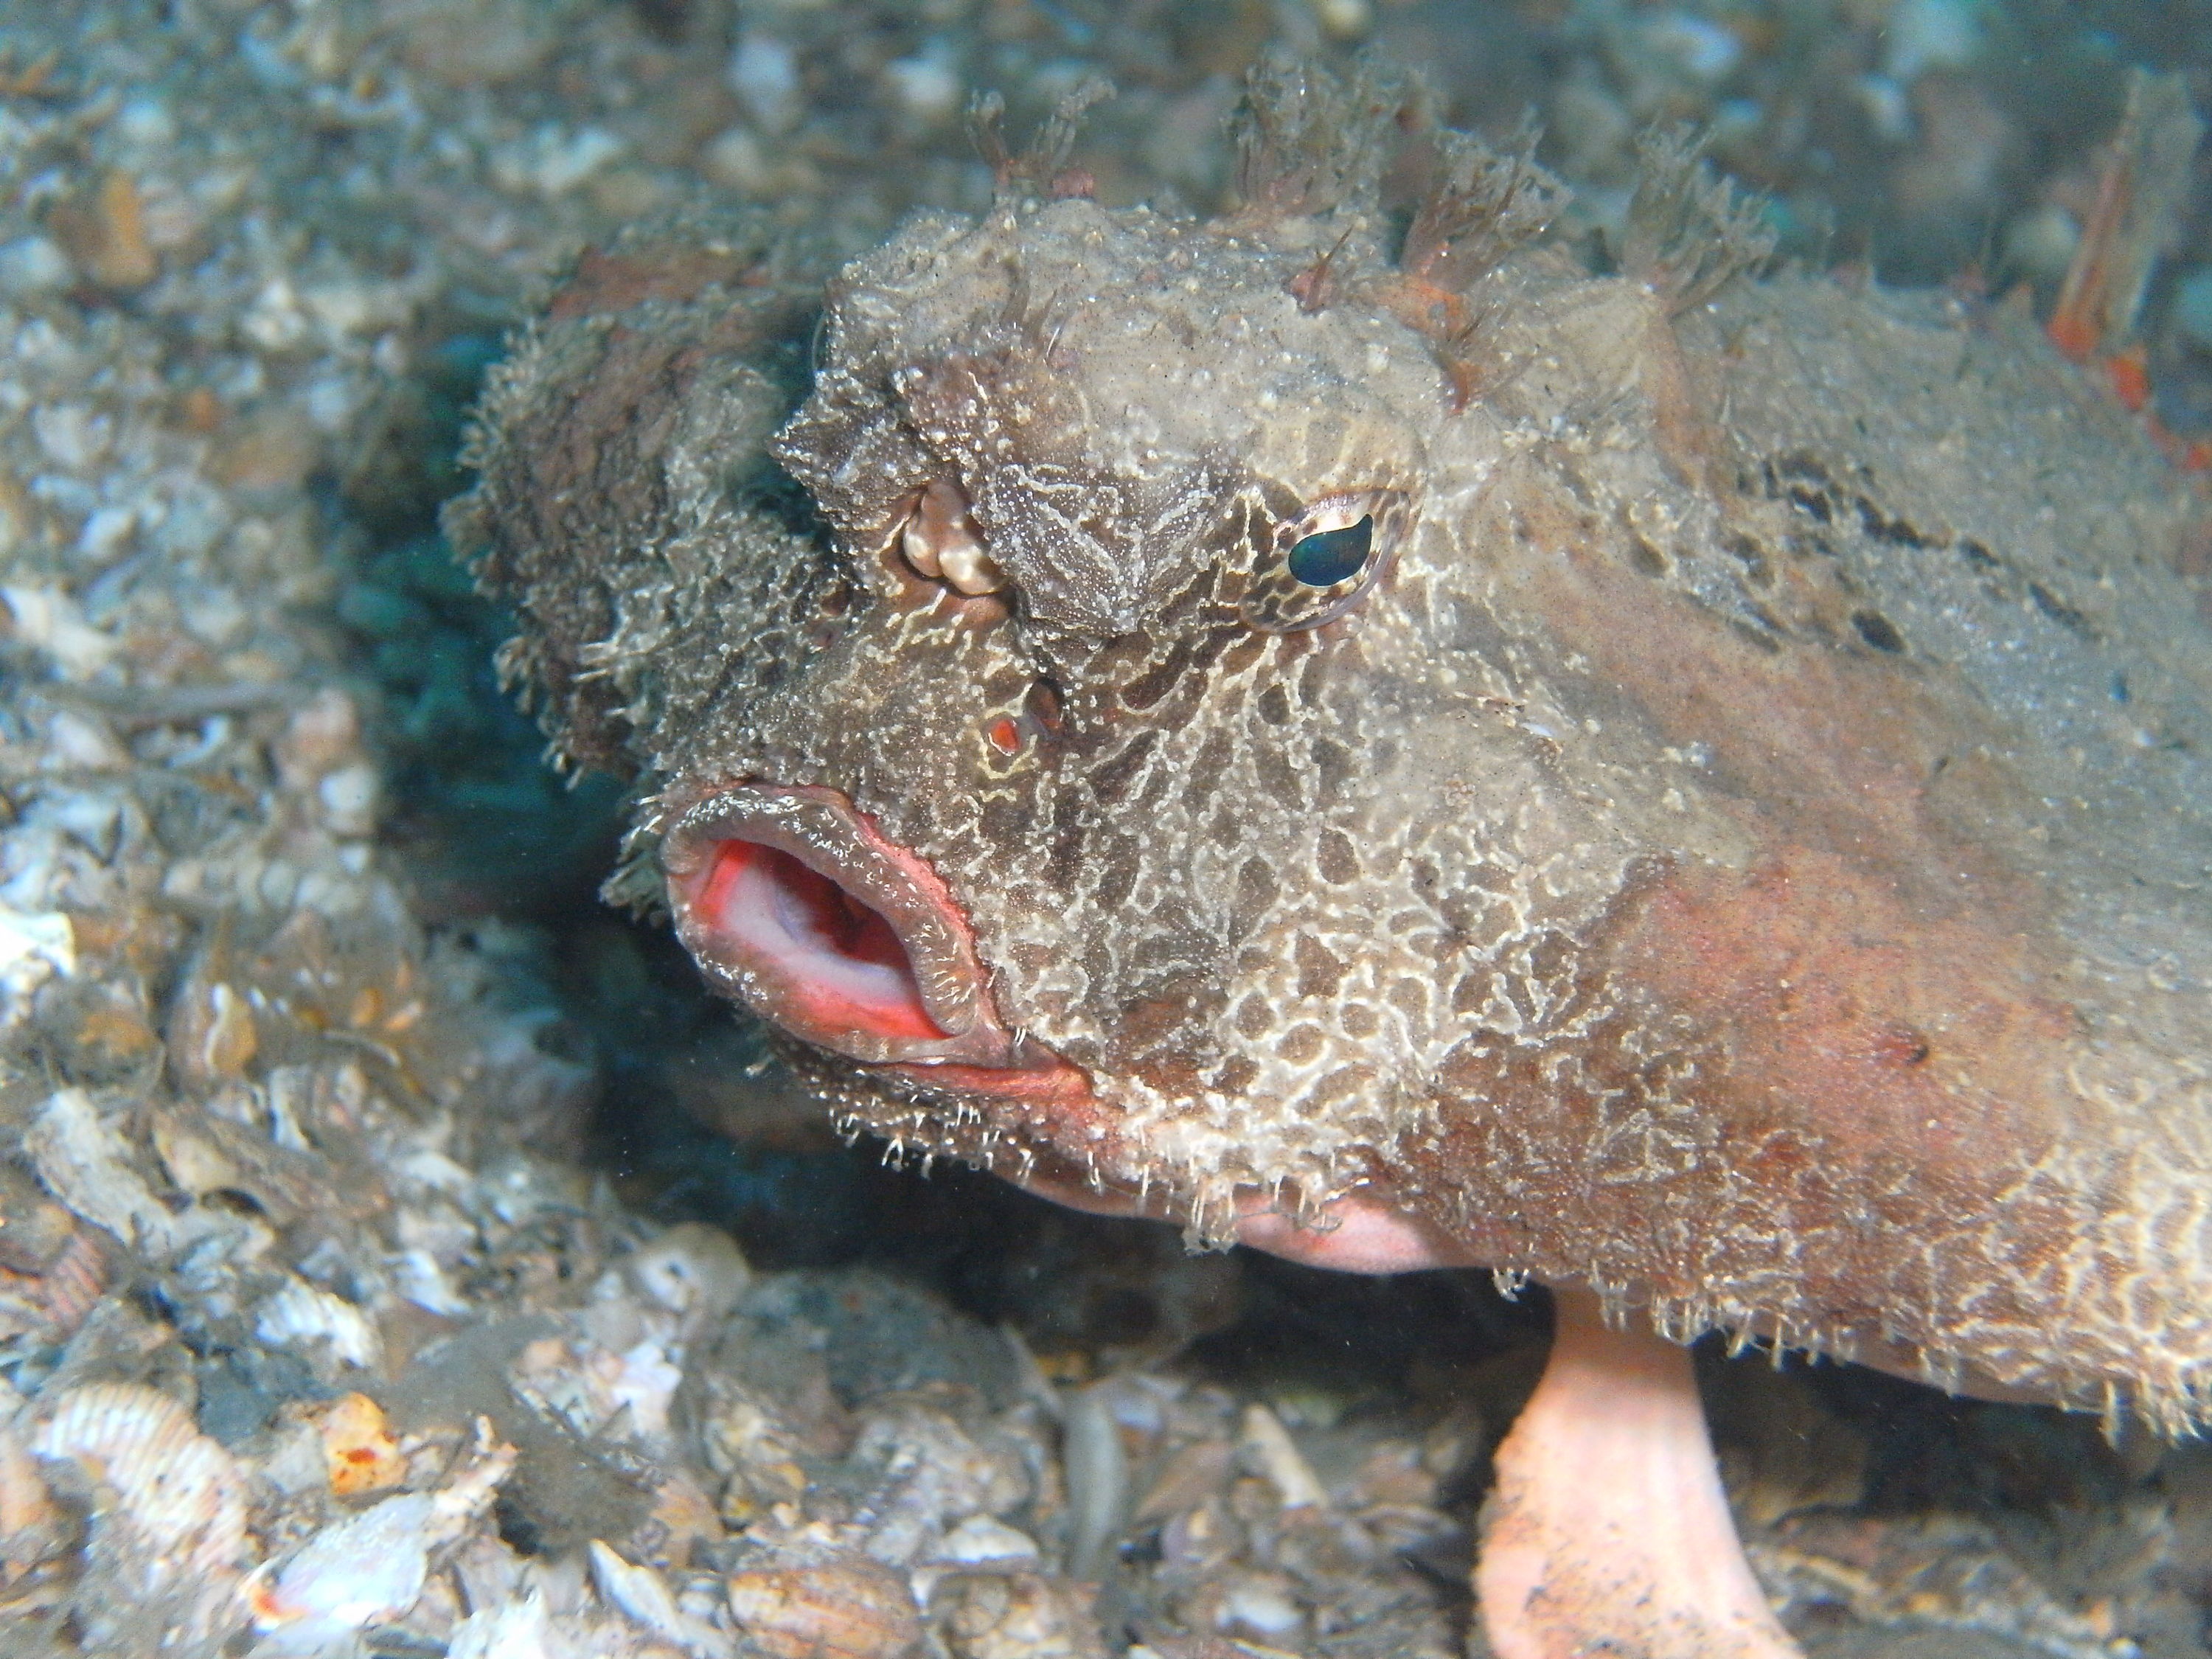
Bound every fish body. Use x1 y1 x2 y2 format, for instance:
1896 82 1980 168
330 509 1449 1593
456 105 2212 1438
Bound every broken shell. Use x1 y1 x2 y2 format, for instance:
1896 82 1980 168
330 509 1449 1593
933 1571 1107 1659
250 1490 436 1641
1203 1570 1309 1646
929 1514 1042 1570
0 1162 113 1344
445 1587 557 1659
252 1425 516 1644
167 973 260 1085
25 1088 196 1259
589 1539 735 1658
1236 1404 1326 1512
314 1391 405 1497
0 1165 78 1276
32 1228 111 1336
726 1560 923 1659
0 586 116 678
642 1468 727 1567
424 1422 520 1537
152 1109 247 1198
0 907 75 1026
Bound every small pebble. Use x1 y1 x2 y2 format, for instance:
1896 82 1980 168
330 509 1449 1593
111 94 175 146
729 35 803 135
1882 0 1986 83
319 762 380 838
1642 11 1743 84
0 235 72 296
883 48 962 128
50 171 158 291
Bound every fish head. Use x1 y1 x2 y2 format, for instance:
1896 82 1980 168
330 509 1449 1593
657 197 1488 1233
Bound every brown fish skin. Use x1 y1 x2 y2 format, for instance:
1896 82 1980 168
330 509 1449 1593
454 70 2212 1657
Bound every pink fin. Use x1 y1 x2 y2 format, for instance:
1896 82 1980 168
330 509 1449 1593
1478 1290 1803 1659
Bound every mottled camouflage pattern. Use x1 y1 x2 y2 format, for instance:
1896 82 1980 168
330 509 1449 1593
454 80 2212 1433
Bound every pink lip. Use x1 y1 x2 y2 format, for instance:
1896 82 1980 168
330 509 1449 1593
662 784 1081 1090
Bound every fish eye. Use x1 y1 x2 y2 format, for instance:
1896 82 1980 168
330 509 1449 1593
1287 515 1374 587
1238 492 1402 633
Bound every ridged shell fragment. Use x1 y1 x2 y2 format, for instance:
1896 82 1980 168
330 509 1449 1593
254 1273 383 1371
33 1381 251 1628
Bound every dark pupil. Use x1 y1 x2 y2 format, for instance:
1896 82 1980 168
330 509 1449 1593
1285 515 1374 588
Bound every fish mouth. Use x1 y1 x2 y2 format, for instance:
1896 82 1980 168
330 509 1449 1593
662 784 1075 1091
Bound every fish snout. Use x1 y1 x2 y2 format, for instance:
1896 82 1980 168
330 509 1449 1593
661 783 1040 1073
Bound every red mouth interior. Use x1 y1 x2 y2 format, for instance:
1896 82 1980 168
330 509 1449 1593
698 838 950 1043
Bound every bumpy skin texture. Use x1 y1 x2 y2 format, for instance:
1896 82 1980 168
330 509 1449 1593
455 100 2212 1436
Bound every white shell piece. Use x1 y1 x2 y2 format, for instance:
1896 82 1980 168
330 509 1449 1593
255 1275 383 1371
317 762 380 838
447 1589 563 1659
254 1492 435 1644
0 908 74 1026
390 1246 472 1317
46 709 129 769
1 585 117 677
1217 1573 1307 1639
605 1339 684 1443
1238 1404 1326 1511
426 1430 521 1538
931 1514 1042 1568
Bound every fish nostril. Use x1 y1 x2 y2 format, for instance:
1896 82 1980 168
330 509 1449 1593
897 477 1006 596
1024 678 1065 734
